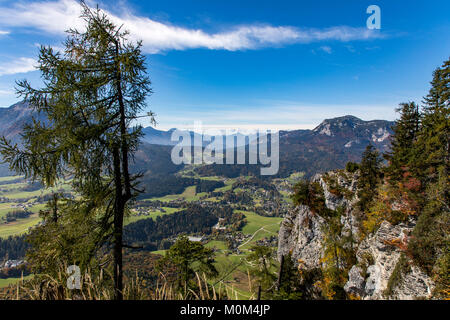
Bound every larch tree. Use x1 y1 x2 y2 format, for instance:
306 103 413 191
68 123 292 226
0 2 154 300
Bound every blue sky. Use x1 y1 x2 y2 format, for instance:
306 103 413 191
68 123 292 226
0 0 448 131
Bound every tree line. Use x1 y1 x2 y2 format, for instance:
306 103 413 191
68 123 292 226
0 235 29 261
138 175 224 198
124 204 218 250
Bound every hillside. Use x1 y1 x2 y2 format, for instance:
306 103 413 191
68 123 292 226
0 101 47 144
0 102 47 176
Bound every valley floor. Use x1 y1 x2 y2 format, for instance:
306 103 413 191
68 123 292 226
0 169 297 298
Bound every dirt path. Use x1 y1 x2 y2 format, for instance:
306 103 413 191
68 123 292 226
238 223 279 248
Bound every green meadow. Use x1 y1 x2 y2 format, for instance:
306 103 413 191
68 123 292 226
0 275 34 288
0 214 41 238
124 207 182 225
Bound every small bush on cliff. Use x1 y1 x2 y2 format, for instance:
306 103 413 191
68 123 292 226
319 206 356 299
291 180 333 218
345 162 359 173
362 183 416 235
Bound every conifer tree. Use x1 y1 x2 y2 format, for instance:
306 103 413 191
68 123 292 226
416 58 449 184
385 102 420 181
406 59 449 296
357 144 382 212
157 235 217 292
248 245 277 299
0 2 154 299
274 252 303 299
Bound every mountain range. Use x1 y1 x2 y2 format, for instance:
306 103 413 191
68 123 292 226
195 115 394 178
0 101 395 178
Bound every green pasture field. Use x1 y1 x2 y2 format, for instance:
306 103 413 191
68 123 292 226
0 275 34 288
125 207 182 225
0 213 41 238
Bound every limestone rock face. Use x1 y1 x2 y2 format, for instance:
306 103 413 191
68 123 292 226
346 220 434 300
344 265 366 296
391 265 434 299
277 205 325 269
312 171 358 211
277 170 436 300
278 171 359 269
313 171 360 238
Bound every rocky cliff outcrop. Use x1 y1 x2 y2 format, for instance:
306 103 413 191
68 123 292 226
278 171 359 268
345 219 434 299
278 205 326 269
277 170 435 300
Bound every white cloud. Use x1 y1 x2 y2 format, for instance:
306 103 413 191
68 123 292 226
0 0 384 54
0 0 85 35
0 30 9 35
319 46 332 54
0 57 36 76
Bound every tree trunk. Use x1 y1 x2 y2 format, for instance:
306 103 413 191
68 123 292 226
52 193 58 223
113 203 124 300
112 146 124 300
112 41 131 301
